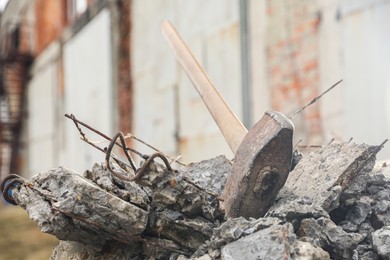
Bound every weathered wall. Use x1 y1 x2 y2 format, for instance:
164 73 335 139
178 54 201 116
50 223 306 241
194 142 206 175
25 5 116 176
248 0 270 124
27 42 59 174
264 0 322 143
249 0 390 160
131 0 390 162
131 0 241 162
341 0 390 159
5 0 390 178
318 0 343 143
63 9 114 173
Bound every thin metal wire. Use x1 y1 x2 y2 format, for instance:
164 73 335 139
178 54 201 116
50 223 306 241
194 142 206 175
65 114 145 158
289 79 343 119
123 134 186 166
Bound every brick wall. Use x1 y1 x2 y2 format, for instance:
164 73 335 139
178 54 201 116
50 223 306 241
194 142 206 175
35 0 67 54
266 0 322 143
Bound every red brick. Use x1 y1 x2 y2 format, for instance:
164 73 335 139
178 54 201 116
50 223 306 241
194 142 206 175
266 0 322 142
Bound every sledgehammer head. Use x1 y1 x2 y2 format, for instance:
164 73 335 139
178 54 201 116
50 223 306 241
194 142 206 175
221 111 294 219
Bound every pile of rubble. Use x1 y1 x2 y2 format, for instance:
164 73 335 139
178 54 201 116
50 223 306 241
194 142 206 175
2 20 388 260
2 141 390 259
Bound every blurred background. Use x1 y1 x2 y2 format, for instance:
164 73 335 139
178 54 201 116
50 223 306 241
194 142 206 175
0 0 390 258
1 0 390 178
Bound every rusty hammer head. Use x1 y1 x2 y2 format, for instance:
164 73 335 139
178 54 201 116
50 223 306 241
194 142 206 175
221 111 294 218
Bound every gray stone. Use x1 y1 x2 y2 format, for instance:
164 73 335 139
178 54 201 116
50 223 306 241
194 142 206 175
221 222 296 260
282 142 380 212
299 217 364 259
376 199 390 213
84 163 150 209
332 160 390 258
209 217 281 247
50 240 143 259
192 217 281 257
10 162 219 257
143 237 186 259
338 221 358 232
13 167 148 246
137 159 224 222
266 194 329 230
221 222 329 260
155 212 214 251
194 217 330 259
180 155 230 195
360 251 379 260
345 201 372 225
292 241 330 260
372 226 390 259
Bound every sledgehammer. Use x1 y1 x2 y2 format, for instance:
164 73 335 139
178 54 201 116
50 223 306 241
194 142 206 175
161 21 294 218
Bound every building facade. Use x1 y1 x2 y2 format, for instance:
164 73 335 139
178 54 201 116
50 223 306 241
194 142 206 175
0 0 390 178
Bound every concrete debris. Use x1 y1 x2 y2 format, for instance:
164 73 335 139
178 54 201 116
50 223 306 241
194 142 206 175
180 155 231 195
4 142 390 259
220 222 302 260
193 217 284 257
372 226 390 259
193 218 329 260
279 142 379 212
50 240 143 259
298 217 364 259
13 167 148 246
266 194 330 230
220 222 330 260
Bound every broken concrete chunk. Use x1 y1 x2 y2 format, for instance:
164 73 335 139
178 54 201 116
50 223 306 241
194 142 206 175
281 142 380 212
372 226 390 259
193 217 283 258
359 251 380 260
13 167 148 245
15 182 112 246
8 160 227 258
139 163 224 221
143 237 186 259
221 222 296 260
84 163 150 209
6 141 390 260
341 160 390 227
266 194 329 229
329 160 390 259
298 217 364 259
180 155 231 195
50 240 143 260
292 240 330 260
220 221 329 260
155 211 214 251
345 200 372 225
209 217 281 247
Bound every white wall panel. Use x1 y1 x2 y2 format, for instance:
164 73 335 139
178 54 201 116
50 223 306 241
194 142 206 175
27 56 56 174
342 1 390 158
63 9 113 173
132 0 240 162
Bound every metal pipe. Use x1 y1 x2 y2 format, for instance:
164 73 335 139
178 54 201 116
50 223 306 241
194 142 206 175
239 0 253 128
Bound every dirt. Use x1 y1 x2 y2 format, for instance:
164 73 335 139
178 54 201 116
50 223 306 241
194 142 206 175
0 204 58 260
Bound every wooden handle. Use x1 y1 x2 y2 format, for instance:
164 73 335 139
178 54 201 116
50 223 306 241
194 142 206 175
161 20 247 153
